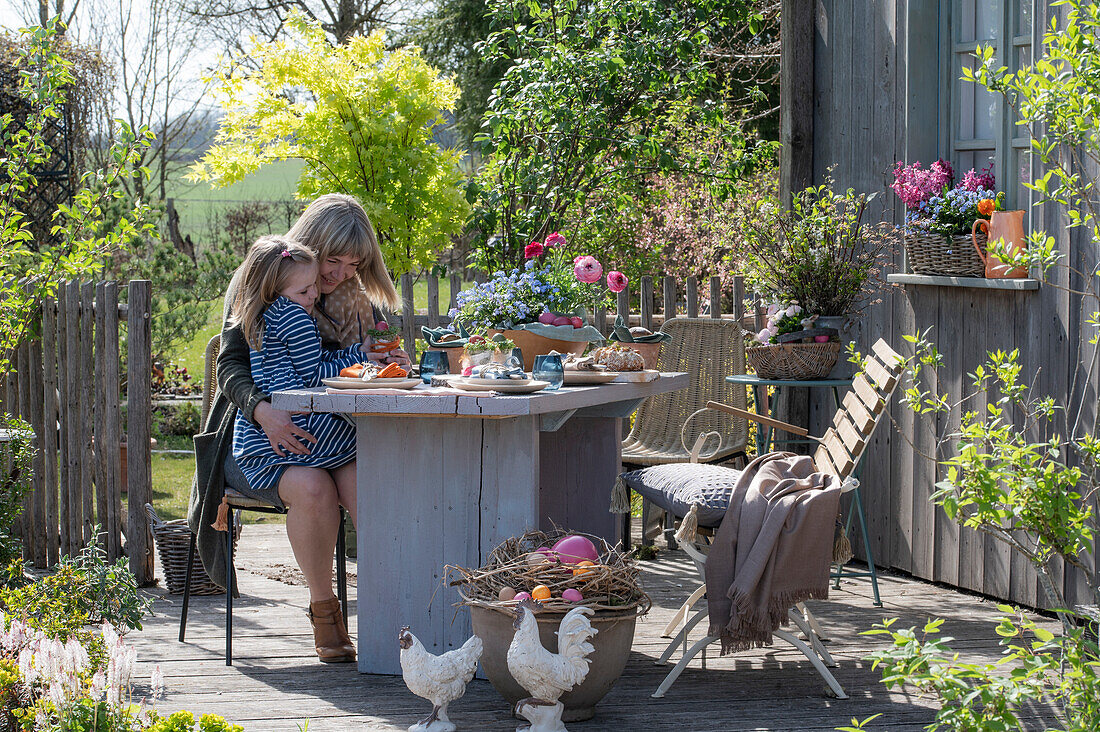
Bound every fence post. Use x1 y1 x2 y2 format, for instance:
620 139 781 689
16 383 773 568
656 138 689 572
28 319 45 568
640 276 653 331
732 276 745 321
686 277 699 318
103 284 122 561
80 282 94 543
126 280 154 585
448 273 461 314
400 273 416 360
709 277 722 319
427 275 440 328
42 297 59 566
662 276 677 324
95 284 108 545
64 281 81 554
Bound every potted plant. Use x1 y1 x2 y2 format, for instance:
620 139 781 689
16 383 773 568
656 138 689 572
746 303 842 380
461 333 515 370
891 160 1007 277
451 233 626 369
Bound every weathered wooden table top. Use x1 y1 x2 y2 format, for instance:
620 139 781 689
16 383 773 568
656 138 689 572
271 372 689 418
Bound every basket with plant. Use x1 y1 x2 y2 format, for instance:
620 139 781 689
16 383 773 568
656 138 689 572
746 303 842 380
892 159 1003 276
366 320 401 353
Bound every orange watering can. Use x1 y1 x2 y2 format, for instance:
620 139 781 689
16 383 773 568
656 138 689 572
972 209 1027 278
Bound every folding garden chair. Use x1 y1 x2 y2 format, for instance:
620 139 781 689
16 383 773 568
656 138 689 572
619 317 749 547
178 333 349 665
630 338 904 699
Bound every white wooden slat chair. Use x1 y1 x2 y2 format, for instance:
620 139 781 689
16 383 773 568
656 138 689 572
179 334 349 665
620 317 749 545
651 338 904 700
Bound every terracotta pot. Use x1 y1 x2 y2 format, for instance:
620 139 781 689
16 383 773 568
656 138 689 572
973 209 1027 278
486 329 588 370
118 438 158 494
470 605 637 722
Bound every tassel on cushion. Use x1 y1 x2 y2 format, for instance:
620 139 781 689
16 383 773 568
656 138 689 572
675 504 699 544
609 476 632 514
832 519 853 565
211 495 230 532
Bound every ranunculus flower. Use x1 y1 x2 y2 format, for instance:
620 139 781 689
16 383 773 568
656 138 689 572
545 232 567 248
524 241 544 259
573 256 603 283
977 198 995 216
766 304 779 317
607 270 628 293
755 329 771 343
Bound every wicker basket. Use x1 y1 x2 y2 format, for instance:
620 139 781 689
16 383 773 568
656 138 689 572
905 231 985 277
145 503 238 595
746 342 842 380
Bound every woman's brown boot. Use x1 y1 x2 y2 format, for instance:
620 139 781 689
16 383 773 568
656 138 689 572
308 598 355 663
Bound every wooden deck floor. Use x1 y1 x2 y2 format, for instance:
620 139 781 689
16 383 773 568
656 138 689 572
131 525 1058 731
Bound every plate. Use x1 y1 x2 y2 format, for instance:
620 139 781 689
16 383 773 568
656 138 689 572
562 371 620 385
453 379 550 394
322 377 421 390
462 376 532 386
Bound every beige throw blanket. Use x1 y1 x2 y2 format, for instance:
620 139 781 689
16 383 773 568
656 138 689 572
705 452 842 653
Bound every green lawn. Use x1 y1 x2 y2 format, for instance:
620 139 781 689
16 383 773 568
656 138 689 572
151 452 283 525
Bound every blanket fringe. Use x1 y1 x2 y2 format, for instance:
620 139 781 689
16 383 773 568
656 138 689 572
211 495 230 532
714 585 833 655
609 476 631 514
674 504 699 543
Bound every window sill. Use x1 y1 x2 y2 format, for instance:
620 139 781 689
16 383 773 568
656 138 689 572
887 274 1040 291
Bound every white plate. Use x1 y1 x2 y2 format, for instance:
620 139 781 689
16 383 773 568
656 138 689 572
462 376 532 386
453 379 550 394
322 377 421 390
562 371 620 385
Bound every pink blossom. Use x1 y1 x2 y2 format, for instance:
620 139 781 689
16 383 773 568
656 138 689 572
891 158 955 209
545 232 567 248
573 256 603 283
960 164 995 191
524 241 544 259
607 270 628 293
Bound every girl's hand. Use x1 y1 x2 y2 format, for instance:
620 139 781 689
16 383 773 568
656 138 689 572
254 401 317 457
361 348 412 367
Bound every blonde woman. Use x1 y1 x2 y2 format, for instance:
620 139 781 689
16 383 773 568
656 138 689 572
190 194 406 663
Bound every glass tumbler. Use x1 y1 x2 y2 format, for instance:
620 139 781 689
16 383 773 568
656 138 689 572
533 354 564 391
419 350 449 384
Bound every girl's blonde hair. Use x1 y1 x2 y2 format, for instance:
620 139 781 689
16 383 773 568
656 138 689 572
287 194 400 309
230 236 317 351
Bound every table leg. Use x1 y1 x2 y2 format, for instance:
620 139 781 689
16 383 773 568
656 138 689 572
354 415 540 674
538 416 622 545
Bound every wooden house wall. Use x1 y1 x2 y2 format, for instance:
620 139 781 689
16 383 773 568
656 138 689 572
809 1 1094 610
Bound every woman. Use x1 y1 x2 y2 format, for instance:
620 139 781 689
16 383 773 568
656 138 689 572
190 194 408 663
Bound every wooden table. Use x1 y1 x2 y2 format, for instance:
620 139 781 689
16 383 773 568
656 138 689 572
272 374 688 674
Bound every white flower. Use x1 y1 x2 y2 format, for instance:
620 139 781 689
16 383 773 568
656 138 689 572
755 328 771 343
766 303 779 317
150 665 165 699
790 304 803 315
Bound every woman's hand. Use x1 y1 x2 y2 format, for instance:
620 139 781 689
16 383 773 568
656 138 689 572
361 348 412 367
253 400 317 457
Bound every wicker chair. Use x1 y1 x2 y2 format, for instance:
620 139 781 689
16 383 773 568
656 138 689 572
621 317 749 546
179 334 349 666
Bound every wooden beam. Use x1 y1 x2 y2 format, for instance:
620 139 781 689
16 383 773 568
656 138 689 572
780 0 814 209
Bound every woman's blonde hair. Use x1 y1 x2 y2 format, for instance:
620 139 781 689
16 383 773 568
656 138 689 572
230 236 317 351
287 194 400 309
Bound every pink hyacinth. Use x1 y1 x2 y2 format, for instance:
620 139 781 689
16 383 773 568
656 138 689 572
960 164 995 192
524 241 544 259
607 270 628 293
574 256 603 284
545 231 567 248
891 158 955 209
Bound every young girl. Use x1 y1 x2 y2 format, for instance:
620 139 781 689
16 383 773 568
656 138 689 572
228 235 367 491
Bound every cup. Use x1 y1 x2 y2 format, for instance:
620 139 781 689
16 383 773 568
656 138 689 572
533 354 564 391
419 350 449 384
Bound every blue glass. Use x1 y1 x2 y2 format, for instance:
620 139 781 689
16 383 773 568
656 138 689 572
419 350 449 383
533 354 564 391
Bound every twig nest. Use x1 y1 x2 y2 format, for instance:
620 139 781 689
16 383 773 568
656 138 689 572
562 588 583 603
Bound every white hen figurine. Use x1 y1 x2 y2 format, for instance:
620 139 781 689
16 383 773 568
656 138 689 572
399 626 483 732
506 599 597 732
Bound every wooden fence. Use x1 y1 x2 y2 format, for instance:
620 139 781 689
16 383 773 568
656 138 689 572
389 273 749 357
0 280 153 584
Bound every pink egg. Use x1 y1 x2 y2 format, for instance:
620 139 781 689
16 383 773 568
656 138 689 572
562 588 583 602
551 535 599 564
814 335 830 343
513 592 531 602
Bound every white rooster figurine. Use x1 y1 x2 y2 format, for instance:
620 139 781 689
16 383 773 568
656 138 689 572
506 599 597 732
399 626 483 732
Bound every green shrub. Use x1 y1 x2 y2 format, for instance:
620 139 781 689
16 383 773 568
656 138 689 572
0 415 34 570
154 401 202 438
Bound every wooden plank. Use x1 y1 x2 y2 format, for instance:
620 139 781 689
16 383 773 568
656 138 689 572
934 288 963 587
841 391 875 434
426 275 440 328
400 273 416 360
852 374 884 414
709 276 721 318
982 292 1013 601
448 273 461 313
822 427 855 478
907 286 939 584
594 302 607 335
95 283 108 542
64 281 81 554
835 412 866 458
640 276 653 331
864 355 899 393
685 277 699 317
871 338 904 372
662 275 676 323
16 335 30 556
616 286 629 324
80 281 94 542
732 276 745 319
126 280 153 584
28 323 45 568
42 297 59 566
103 283 122 561
779 0 814 208
813 444 838 477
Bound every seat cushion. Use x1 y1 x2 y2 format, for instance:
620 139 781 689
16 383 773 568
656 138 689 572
619 462 742 528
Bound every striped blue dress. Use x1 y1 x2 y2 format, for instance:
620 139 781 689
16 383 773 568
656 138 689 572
232 297 364 491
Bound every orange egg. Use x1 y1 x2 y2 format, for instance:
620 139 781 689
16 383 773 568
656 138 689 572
572 560 595 577
531 585 552 601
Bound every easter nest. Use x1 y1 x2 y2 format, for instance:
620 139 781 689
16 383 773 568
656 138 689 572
448 528 651 615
